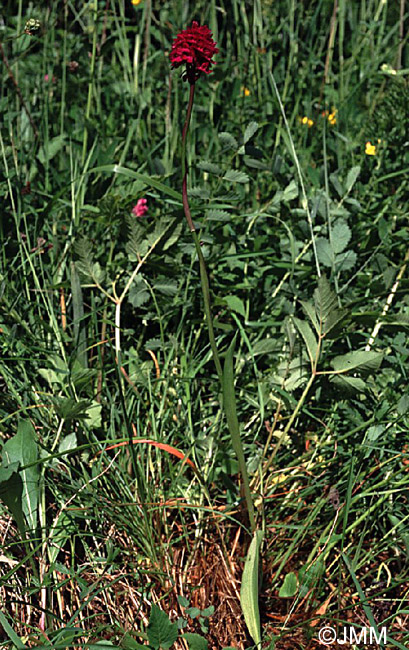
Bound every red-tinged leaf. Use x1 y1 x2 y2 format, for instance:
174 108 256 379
101 438 197 470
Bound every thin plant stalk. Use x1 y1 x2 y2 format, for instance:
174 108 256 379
180 80 256 532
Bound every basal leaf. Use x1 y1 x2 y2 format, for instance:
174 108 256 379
240 529 264 647
2 420 39 533
278 572 298 598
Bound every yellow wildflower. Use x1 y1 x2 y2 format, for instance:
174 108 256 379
300 116 314 127
131 0 143 5
365 141 377 156
241 86 251 97
322 107 337 125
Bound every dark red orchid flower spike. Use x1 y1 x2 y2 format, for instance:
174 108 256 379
170 21 218 84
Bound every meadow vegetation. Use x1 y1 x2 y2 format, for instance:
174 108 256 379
0 1 409 649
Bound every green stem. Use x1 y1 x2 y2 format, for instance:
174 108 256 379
180 79 255 529
181 83 223 381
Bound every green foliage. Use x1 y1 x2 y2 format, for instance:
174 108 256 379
147 605 178 650
0 1 408 648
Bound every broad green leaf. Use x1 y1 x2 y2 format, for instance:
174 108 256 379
147 604 178 650
248 338 277 357
346 165 361 193
243 121 259 144
314 275 337 326
58 433 77 455
331 220 351 255
293 317 318 367
282 179 298 201
223 295 246 317
2 420 39 533
218 131 238 149
240 529 264 647
182 633 208 650
331 350 383 375
223 169 249 184
38 135 65 165
0 466 25 537
336 249 357 272
278 572 298 598
85 401 102 429
315 238 334 268
330 375 367 393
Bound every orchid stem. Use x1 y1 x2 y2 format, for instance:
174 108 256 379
181 83 223 382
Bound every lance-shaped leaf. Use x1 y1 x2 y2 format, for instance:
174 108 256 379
240 529 264 647
330 350 383 375
2 420 39 533
293 317 318 368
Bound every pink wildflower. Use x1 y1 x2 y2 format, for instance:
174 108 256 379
132 198 148 217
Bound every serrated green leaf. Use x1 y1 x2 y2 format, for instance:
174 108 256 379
243 121 259 144
223 170 249 184
154 280 178 296
248 338 277 357
331 220 351 255
335 249 357 272
197 161 222 175
301 301 320 334
315 238 334 267
278 572 298 598
188 186 211 199
240 529 264 647
205 209 231 222
293 317 318 367
346 165 361 193
314 275 338 328
147 604 178 650
331 350 383 375
218 131 238 149
163 219 183 251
